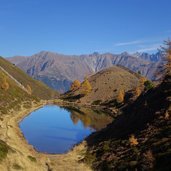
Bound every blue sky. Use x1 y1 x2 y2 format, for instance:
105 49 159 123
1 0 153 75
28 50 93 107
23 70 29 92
0 0 171 57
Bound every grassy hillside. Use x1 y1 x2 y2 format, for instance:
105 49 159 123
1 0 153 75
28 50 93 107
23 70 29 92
0 67 38 114
62 66 142 105
0 57 59 100
0 56 59 115
83 70 171 170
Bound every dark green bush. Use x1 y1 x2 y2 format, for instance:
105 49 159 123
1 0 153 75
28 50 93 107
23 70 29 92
27 155 37 162
13 163 22 170
92 100 102 105
144 80 154 90
0 140 9 161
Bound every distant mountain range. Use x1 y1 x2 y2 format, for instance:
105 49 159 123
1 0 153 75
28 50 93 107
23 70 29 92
8 51 164 92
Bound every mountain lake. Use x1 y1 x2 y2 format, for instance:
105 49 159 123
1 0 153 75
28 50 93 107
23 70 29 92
19 105 113 154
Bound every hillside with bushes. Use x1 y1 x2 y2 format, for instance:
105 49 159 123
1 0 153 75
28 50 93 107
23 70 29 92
0 57 59 114
83 45 171 170
0 57 59 100
62 66 144 106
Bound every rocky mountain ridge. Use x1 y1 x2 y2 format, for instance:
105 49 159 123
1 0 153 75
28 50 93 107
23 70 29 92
8 51 163 92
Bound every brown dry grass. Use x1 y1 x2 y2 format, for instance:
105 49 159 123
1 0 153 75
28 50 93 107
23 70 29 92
0 102 91 171
63 66 141 104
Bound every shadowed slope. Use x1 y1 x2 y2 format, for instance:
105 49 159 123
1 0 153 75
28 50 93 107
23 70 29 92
84 70 171 170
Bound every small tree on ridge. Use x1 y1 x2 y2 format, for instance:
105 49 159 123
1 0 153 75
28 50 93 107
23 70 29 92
70 80 81 91
117 89 125 103
81 78 92 95
1 77 9 91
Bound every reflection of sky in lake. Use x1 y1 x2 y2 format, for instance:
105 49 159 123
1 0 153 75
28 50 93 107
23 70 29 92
19 105 96 154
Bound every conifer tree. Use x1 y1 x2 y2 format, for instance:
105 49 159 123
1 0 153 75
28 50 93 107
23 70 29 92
70 80 81 91
117 89 125 103
81 78 92 95
1 77 9 91
140 77 147 86
161 40 171 75
135 86 141 97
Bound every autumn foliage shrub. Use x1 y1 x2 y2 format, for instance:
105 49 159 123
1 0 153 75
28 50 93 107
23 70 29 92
1 77 9 91
129 134 138 146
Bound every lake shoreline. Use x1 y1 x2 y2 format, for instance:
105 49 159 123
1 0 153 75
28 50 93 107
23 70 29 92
0 100 92 171
49 99 118 118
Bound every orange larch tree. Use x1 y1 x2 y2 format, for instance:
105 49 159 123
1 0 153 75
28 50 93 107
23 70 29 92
70 80 81 91
81 78 92 95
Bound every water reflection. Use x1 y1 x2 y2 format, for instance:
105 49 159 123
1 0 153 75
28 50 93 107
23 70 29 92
66 106 113 130
20 105 113 154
